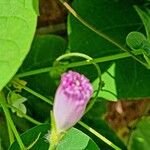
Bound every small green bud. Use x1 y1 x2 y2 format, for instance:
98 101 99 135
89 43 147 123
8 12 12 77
126 31 146 50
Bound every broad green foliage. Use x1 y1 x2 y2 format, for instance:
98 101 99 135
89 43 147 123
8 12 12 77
115 58 150 99
0 0 38 91
10 124 99 150
57 128 99 150
68 0 150 100
128 117 150 150
9 124 49 150
21 35 67 71
134 6 150 41
20 35 67 95
93 63 117 101
126 5 150 61
68 0 141 57
67 0 142 80
120 6 150 99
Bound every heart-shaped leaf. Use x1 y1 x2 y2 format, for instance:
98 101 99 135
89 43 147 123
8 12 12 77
9 124 99 150
0 0 38 91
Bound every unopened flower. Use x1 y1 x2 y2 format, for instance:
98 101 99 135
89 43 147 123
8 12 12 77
53 71 93 133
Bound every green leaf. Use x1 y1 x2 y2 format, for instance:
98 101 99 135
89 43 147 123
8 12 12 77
126 31 150 65
68 0 142 57
68 0 143 80
32 0 40 15
141 40 150 58
57 128 99 150
141 40 150 65
9 124 49 150
115 58 150 99
128 117 150 150
86 100 107 121
94 58 150 100
20 35 67 95
0 0 38 91
20 35 66 73
7 91 27 117
134 6 150 41
126 31 146 50
9 124 99 150
93 63 117 101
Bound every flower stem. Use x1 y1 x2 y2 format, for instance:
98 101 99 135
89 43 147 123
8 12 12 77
12 84 121 150
49 111 57 150
49 112 64 150
0 91 26 150
79 121 121 150
16 49 144 78
23 86 53 105
7 120 14 145
59 0 149 68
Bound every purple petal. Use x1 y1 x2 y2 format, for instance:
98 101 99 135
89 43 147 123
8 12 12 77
53 71 93 132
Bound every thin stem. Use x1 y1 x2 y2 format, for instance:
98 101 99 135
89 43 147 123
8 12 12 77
49 111 57 150
4 88 15 144
12 80 53 105
23 86 53 105
79 121 121 150
5 85 42 125
0 92 26 150
56 52 93 61
49 112 64 150
59 0 149 68
6 104 42 125
7 119 14 145
16 50 144 78
27 133 41 150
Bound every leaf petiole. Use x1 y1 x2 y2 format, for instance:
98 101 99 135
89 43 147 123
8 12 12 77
0 92 26 150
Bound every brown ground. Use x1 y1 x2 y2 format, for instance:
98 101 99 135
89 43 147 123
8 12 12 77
38 0 66 27
105 99 150 143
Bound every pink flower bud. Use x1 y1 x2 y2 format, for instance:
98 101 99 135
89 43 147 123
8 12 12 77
53 71 93 133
